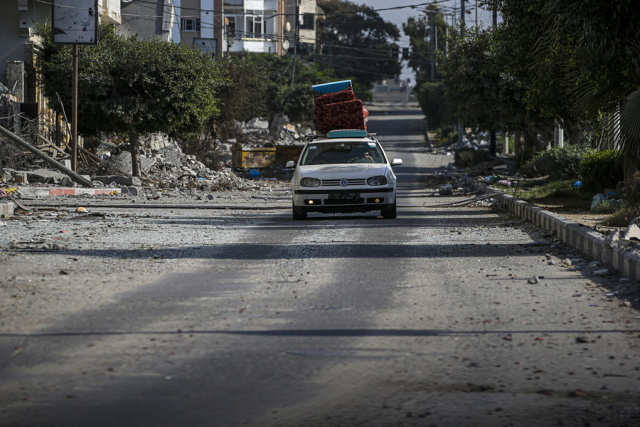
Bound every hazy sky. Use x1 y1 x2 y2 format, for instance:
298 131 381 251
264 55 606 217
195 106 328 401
355 1 497 83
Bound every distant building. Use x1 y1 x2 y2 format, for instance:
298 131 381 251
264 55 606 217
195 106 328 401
283 0 322 56
221 0 284 55
118 0 181 43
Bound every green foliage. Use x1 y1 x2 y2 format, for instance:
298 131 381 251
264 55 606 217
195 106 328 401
483 0 640 170
198 53 339 142
35 24 222 138
579 150 623 193
403 6 448 87
515 179 593 210
315 0 401 88
591 199 623 214
454 147 490 168
439 29 521 133
417 81 453 130
521 145 596 179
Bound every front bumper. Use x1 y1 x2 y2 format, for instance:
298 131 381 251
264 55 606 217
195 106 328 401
292 187 395 213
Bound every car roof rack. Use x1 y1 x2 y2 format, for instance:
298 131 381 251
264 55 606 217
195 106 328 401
304 130 379 141
327 129 368 138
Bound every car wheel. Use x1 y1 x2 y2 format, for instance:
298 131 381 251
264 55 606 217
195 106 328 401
292 205 307 220
381 199 397 219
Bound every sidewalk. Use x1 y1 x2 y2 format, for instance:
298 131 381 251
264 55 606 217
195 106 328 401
1 186 122 216
497 193 640 281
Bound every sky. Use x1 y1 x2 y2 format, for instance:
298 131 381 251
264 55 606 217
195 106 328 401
356 1 498 84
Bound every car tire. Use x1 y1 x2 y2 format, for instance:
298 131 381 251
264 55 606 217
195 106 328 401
381 199 397 219
292 205 307 220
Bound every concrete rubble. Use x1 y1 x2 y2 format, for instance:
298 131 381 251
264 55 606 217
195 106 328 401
1 116 309 194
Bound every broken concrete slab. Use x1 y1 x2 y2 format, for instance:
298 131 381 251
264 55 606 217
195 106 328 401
0 202 15 216
93 175 142 186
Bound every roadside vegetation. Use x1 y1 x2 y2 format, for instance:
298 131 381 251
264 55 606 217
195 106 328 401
406 0 640 226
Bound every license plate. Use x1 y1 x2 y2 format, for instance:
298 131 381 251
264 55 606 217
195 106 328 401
329 192 360 200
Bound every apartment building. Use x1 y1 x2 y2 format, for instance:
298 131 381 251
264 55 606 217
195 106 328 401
119 0 181 43
172 0 319 57
283 0 322 55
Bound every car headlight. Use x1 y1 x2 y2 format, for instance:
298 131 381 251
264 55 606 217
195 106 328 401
300 177 321 187
367 175 388 186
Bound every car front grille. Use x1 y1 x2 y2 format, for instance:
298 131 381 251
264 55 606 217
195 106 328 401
321 179 367 187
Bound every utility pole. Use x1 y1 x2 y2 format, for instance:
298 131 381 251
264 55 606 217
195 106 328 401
457 0 465 148
490 5 499 156
72 44 79 171
427 11 436 81
290 0 299 89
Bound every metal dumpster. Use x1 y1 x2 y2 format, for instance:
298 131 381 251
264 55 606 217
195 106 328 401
231 145 276 169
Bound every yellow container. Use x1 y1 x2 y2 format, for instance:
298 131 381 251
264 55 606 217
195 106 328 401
231 146 277 169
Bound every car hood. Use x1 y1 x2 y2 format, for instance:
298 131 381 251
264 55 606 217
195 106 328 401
299 163 390 177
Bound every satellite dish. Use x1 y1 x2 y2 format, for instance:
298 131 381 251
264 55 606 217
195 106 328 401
285 22 292 32
283 40 290 50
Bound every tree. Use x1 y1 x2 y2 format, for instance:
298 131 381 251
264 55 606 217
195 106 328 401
35 25 223 176
403 3 449 87
316 0 402 88
416 81 452 131
439 28 536 156
485 0 640 183
250 54 337 122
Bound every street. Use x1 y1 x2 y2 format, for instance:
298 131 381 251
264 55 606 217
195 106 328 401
1 104 639 427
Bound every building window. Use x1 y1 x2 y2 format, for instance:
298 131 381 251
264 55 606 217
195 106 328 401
246 15 263 38
181 18 201 32
301 13 314 30
226 16 237 37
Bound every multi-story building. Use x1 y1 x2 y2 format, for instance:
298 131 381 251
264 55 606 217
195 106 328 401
118 0 181 43
222 0 287 55
171 0 319 58
283 0 322 56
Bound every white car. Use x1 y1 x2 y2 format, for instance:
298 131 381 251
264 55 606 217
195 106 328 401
286 130 402 220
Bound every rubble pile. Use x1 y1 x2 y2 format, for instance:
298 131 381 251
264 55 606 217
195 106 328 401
101 137 250 191
144 143 249 191
1 115 310 191
235 116 312 146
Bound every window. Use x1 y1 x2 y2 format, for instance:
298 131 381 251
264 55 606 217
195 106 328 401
301 13 314 30
246 14 263 38
253 16 263 37
181 18 200 32
226 16 237 37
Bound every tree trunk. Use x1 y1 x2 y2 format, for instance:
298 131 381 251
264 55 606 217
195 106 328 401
514 130 524 163
489 129 496 156
129 130 140 177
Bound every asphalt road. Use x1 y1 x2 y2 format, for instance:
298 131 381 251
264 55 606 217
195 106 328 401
1 104 639 427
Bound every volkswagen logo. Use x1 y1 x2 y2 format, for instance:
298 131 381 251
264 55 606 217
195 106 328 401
340 178 348 187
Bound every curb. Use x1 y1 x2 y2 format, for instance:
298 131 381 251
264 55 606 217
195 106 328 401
0 202 14 216
15 187 122 197
496 193 640 281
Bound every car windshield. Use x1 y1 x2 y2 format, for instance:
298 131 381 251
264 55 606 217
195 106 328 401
300 141 386 165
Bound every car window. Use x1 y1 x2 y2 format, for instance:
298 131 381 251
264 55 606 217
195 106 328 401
300 141 386 165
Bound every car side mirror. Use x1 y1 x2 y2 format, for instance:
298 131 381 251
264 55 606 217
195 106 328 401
285 160 296 168
391 158 403 166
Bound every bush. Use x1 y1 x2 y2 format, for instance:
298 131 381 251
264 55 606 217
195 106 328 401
521 145 595 179
454 147 490 168
579 149 623 193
